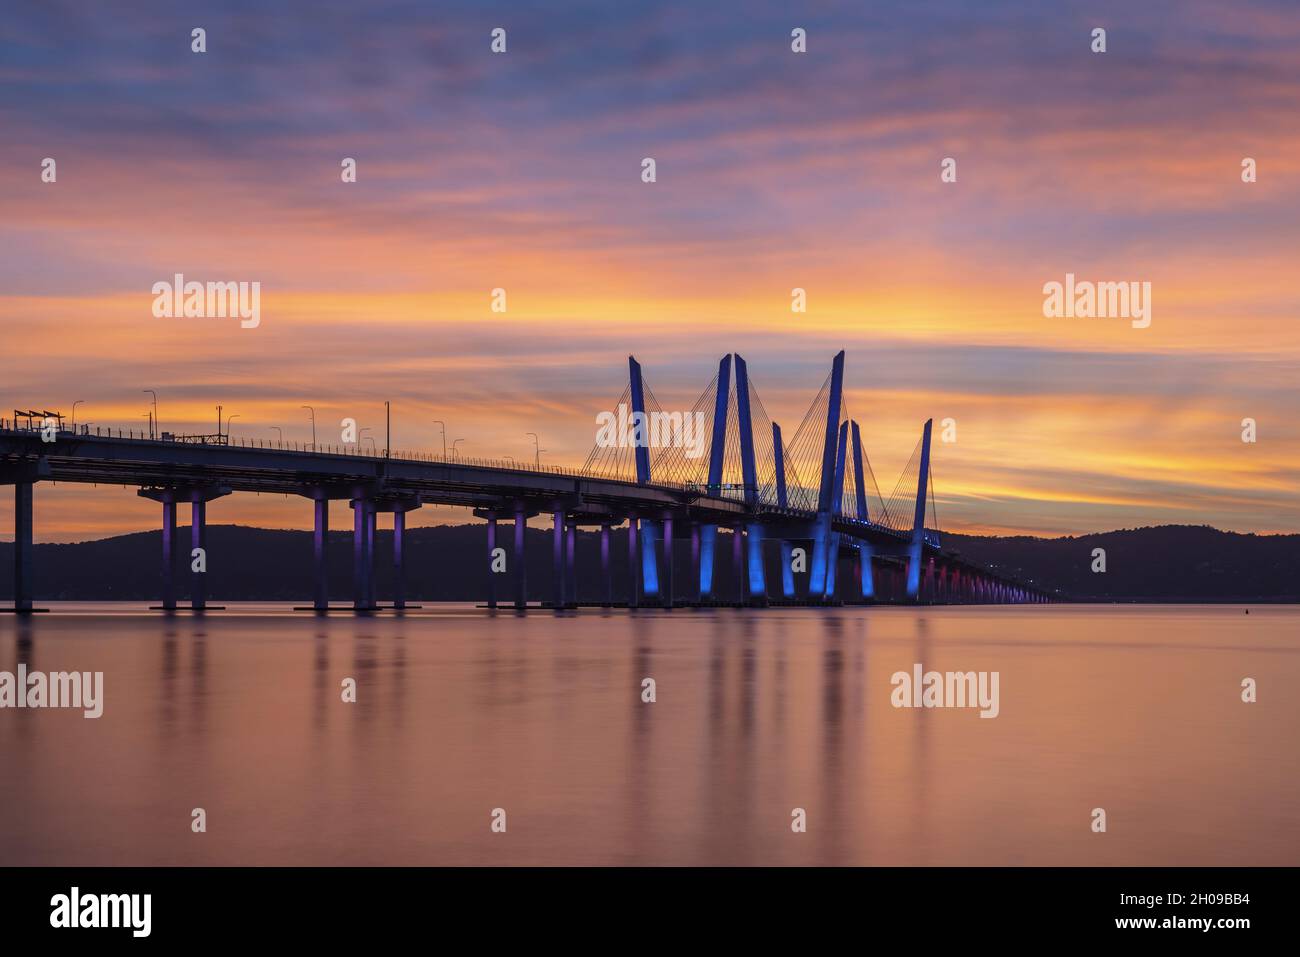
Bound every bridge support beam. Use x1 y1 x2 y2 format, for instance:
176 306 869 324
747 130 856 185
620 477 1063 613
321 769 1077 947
600 522 612 606
698 355 732 602
699 525 718 600
552 508 566 610
662 515 674 609
513 503 528 610
391 507 412 610
485 516 497 610
160 491 177 611
351 497 376 612
733 526 745 604
627 518 639 608
366 503 377 609
858 543 875 600
905 419 934 601
824 535 839 600
13 481 34 613
566 519 577 608
312 496 329 611
746 523 767 604
780 541 794 599
190 495 206 610
690 524 700 602
640 519 660 602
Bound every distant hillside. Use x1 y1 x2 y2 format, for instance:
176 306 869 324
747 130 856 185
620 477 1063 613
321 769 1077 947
0 523 1295 602
943 525 1300 602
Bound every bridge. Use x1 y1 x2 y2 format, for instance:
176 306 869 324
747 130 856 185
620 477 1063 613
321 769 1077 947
1 351 1059 613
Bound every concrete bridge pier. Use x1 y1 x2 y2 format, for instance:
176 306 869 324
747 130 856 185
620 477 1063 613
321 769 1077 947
11 479 34 613
566 518 577 608
600 522 613 606
626 517 639 608
513 503 528 610
690 524 700 602
746 523 767 606
551 507 566 610
312 496 329 610
732 525 745 604
159 490 177 610
486 516 497 609
188 486 230 611
381 498 421 610
350 496 377 612
779 541 794 599
858 543 875 600
662 515 674 609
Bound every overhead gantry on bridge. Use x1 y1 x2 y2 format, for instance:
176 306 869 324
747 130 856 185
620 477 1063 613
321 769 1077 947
0 353 1059 613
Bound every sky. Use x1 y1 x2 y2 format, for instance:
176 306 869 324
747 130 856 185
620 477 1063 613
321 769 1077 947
2 0 1299 541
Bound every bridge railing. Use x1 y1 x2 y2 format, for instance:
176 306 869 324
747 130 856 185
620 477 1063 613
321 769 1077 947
1 420 757 501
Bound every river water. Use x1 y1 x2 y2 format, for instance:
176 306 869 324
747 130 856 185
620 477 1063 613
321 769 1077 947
1 604 1296 865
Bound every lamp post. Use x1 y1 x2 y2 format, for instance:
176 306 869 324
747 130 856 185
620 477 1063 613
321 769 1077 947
301 405 316 451
143 390 157 438
226 413 239 441
452 438 464 461
433 420 446 458
270 426 283 446
527 432 544 469
72 400 84 432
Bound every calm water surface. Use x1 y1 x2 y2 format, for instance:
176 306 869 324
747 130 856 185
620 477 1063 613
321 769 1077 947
2 604 1297 866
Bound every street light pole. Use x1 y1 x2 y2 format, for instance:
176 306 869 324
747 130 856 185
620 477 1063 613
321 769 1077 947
143 390 157 438
452 438 464 461
301 405 316 451
433 420 446 458
72 400 84 433
270 426 283 446
385 400 390 458
527 432 544 469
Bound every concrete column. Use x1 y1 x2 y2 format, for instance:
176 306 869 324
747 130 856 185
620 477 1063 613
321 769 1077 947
352 498 370 611
566 520 577 608
13 482 33 612
513 505 527 610
600 522 612 606
366 502 377 609
161 492 176 611
780 541 794 599
313 497 329 611
552 508 565 610
824 534 839 601
662 515 674 609
690 524 700 602
190 493 207 611
857 546 872 601
485 516 497 610
627 518 639 608
393 509 407 609
733 526 744 604
746 523 767 604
